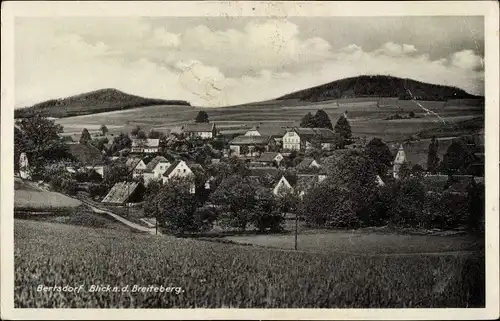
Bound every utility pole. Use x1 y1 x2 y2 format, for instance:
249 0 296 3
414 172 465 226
294 211 298 251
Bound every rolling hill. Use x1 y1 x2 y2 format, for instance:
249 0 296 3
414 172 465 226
14 88 192 119
277 75 482 102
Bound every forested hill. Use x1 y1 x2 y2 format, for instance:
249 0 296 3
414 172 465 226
15 88 192 119
277 75 482 102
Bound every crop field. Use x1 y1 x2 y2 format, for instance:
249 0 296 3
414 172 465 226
15 220 484 308
55 98 484 142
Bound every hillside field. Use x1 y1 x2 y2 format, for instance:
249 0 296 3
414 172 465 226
14 178 81 213
15 220 484 308
55 98 484 142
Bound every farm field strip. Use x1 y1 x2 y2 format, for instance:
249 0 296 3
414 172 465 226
14 220 484 308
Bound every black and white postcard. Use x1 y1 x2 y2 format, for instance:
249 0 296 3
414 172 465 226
1 1 499 320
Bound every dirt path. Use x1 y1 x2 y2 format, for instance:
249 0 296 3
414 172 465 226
81 200 160 235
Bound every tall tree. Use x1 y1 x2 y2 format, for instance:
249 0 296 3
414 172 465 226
111 132 132 154
365 138 393 177
79 128 92 144
100 124 108 136
131 126 141 137
148 129 161 139
426 136 440 174
144 177 198 235
136 130 147 139
195 111 210 123
334 115 352 148
313 109 333 130
14 116 69 179
300 112 315 128
441 138 476 174
209 174 258 231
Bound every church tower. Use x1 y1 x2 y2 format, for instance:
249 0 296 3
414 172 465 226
393 144 406 179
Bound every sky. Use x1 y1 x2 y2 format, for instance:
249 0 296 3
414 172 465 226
15 16 484 108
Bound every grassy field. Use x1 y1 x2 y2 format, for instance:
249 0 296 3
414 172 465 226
14 179 82 213
224 231 483 255
15 220 484 308
55 98 484 142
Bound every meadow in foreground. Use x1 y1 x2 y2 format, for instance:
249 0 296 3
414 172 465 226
15 220 484 308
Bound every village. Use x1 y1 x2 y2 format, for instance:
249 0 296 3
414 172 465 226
15 108 485 236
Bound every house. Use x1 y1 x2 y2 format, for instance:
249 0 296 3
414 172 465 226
126 157 147 178
131 139 160 154
101 181 145 204
282 128 338 151
272 174 323 198
296 157 321 171
392 144 407 179
66 143 106 177
376 175 386 187
183 123 218 139
244 126 262 137
162 160 195 193
257 152 284 166
142 156 171 185
229 135 277 157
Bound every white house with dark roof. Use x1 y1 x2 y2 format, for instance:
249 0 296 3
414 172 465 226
126 157 147 178
142 156 171 184
229 135 276 157
183 123 218 139
272 174 324 198
131 139 160 154
282 127 339 151
162 160 195 193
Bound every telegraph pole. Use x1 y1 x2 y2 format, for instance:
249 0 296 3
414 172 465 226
294 211 298 251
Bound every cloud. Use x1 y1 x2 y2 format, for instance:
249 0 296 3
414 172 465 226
15 18 484 108
374 42 418 56
450 49 484 71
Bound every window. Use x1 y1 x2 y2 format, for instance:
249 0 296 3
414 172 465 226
183 169 186 173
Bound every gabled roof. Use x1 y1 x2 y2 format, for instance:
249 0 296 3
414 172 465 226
229 135 272 145
144 156 169 172
296 157 320 170
131 139 160 148
68 143 104 166
258 152 281 163
125 157 143 171
163 160 184 177
189 163 205 172
102 181 140 204
183 123 215 132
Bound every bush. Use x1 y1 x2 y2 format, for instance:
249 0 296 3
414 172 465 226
387 178 426 227
301 185 360 228
193 207 218 232
75 169 102 183
251 190 284 232
60 178 77 196
88 183 108 199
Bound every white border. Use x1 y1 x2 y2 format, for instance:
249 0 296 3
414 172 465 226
1 1 499 320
